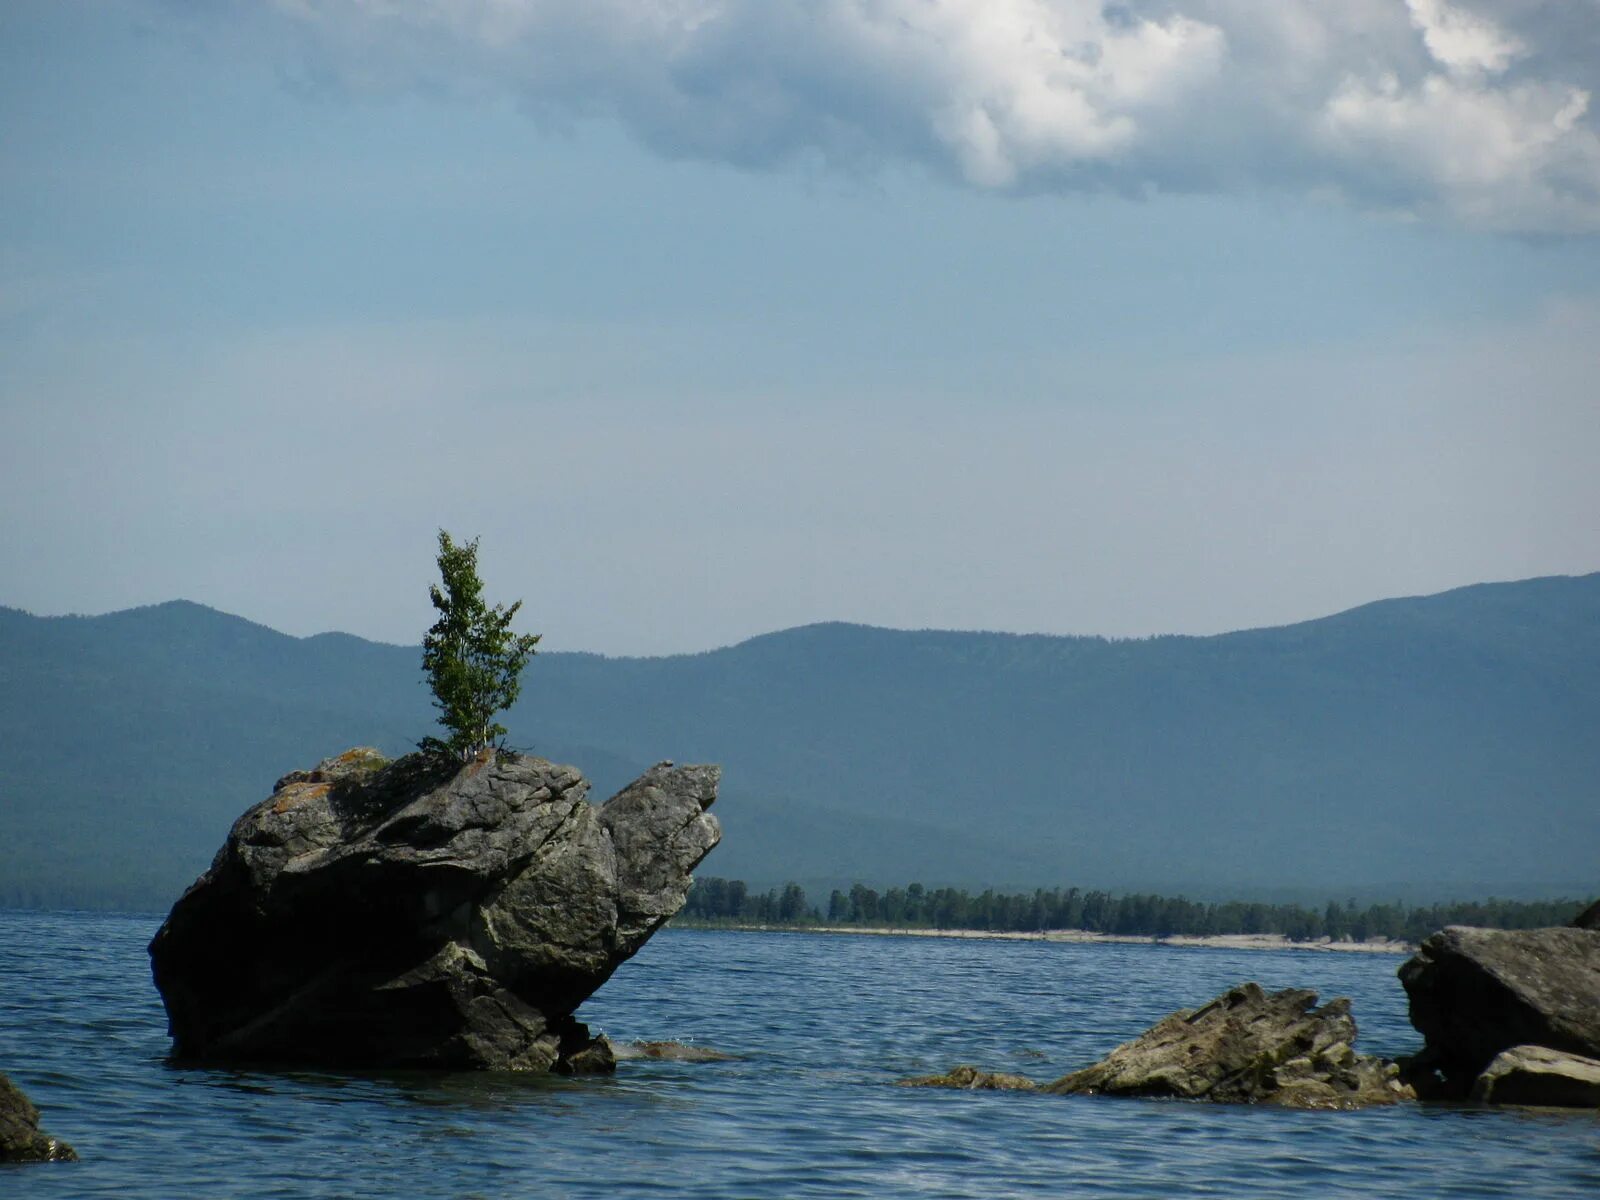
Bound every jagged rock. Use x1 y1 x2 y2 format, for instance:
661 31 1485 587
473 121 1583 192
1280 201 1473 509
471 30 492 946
615 1040 739 1063
149 747 719 1072
0 1072 77 1164
1471 1045 1600 1108
558 1037 619 1076
1397 926 1600 1096
898 1065 1039 1091
1045 982 1412 1109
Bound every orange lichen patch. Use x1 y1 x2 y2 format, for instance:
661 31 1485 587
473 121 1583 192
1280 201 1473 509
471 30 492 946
272 780 331 814
332 747 388 773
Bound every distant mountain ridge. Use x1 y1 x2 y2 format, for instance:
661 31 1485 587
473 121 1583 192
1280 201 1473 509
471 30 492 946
2 573 1597 909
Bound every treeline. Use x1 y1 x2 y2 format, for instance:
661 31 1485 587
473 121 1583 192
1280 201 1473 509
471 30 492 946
678 878 1591 943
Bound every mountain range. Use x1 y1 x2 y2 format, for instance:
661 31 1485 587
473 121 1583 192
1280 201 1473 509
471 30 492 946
2 573 1596 910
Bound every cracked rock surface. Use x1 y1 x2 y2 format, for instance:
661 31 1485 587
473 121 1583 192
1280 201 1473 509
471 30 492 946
1045 982 1413 1109
149 747 719 1072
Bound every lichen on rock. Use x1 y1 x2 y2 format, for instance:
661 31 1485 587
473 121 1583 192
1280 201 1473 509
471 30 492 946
1 1072 77 1164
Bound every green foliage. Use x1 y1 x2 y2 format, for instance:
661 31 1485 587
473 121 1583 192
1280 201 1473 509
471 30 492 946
680 878 816 926
420 530 541 759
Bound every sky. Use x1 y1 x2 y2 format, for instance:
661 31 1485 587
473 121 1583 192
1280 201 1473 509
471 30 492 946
2 0 1598 655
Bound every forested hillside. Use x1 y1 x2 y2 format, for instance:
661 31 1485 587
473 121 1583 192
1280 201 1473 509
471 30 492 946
2 573 1596 909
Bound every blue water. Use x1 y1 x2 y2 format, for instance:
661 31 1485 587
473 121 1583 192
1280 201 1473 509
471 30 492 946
2 913 1596 1198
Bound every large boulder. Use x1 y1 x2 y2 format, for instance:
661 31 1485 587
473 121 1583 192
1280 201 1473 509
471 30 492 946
0 1072 76 1163
149 747 719 1071
1397 926 1600 1096
1045 982 1412 1109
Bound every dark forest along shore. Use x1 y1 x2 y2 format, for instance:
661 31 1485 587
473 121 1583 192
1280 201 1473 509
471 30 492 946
679 875 1589 945
5 912 1600 1199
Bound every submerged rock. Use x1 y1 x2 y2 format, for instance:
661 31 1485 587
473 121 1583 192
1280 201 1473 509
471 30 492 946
149 748 719 1072
1470 1045 1600 1108
897 1065 1039 1091
1045 982 1412 1109
0 1072 77 1164
1397 925 1600 1097
614 1040 739 1063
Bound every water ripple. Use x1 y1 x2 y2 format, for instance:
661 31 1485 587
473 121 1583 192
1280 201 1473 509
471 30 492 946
0 913 1590 1197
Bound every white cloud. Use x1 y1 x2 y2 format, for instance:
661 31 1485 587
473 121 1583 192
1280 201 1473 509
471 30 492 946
257 0 1600 232
1406 0 1523 76
1322 72 1597 229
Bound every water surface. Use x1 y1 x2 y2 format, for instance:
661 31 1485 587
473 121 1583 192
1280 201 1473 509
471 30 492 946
2 912 1595 1197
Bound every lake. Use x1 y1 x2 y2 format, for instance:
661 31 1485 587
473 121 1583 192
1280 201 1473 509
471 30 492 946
2 911 1596 1197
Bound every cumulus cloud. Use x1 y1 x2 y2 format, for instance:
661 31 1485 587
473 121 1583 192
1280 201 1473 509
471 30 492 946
261 0 1600 232
1406 0 1523 75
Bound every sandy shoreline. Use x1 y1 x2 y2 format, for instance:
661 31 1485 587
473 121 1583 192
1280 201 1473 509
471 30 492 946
684 923 1415 954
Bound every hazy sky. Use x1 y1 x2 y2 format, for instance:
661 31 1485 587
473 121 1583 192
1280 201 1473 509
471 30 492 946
3 0 1598 655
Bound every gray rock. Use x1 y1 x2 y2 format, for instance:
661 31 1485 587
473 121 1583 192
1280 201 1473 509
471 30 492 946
898 1065 1039 1091
149 747 719 1071
1471 1044 1600 1108
0 1072 77 1164
1045 982 1413 1109
1398 925 1600 1095
602 763 723 945
558 1036 619 1076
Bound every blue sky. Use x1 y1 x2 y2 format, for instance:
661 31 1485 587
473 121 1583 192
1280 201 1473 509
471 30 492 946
2 0 1598 653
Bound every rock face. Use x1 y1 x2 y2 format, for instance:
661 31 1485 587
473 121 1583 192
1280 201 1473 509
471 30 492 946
1045 982 1412 1109
1397 925 1600 1098
1470 1045 1600 1108
0 1072 77 1163
149 747 719 1072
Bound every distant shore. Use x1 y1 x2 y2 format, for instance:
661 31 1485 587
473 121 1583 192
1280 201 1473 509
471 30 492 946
679 922 1415 954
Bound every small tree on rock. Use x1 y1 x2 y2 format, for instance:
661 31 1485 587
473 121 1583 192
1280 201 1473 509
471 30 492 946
421 530 540 760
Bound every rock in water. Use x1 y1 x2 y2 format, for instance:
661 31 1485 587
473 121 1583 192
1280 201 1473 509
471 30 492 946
1045 982 1412 1108
1471 1045 1600 1108
1397 926 1600 1096
897 1065 1039 1091
616 1041 740 1063
0 1072 77 1163
149 748 720 1071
